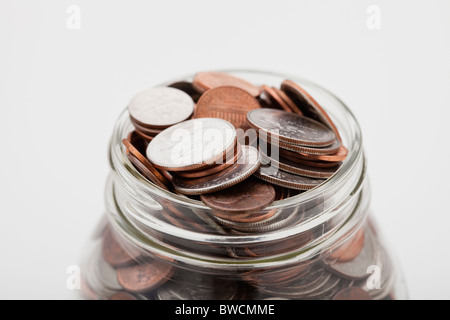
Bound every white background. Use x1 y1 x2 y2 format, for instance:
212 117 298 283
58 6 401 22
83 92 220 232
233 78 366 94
0 0 449 300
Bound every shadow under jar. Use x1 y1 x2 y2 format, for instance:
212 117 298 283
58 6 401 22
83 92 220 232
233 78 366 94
80 70 407 300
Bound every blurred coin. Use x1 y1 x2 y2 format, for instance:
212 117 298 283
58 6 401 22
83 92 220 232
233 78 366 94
172 146 260 195
116 260 174 293
201 178 275 215
247 109 335 147
193 71 261 97
332 287 371 300
128 87 194 129
102 227 140 268
194 86 261 129
328 229 365 262
274 87 303 115
280 144 348 162
147 118 237 171
261 85 292 112
254 164 324 191
327 229 377 280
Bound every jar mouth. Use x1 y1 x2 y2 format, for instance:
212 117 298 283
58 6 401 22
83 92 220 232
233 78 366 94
107 69 366 264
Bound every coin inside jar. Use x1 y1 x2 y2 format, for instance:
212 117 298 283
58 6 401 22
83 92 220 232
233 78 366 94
194 86 261 129
171 145 261 195
193 71 261 97
200 178 276 215
247 108 336 147
128 87 194 129
146 118 237 171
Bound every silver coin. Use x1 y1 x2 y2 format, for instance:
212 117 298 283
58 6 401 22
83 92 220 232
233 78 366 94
326 228 378 280
128 87 194 128
172 146 260 195
247 108 335 147
264 135 341 156
147 118 237 171
254 164 325 191
259 150 339 179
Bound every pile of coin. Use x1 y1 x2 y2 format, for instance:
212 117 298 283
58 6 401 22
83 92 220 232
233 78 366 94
82 222 395 300
123 71 347 214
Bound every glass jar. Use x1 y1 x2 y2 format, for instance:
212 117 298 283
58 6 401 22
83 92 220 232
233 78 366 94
80 70 407 300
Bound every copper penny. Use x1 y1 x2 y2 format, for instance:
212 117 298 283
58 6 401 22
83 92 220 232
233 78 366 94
102 227 139 268
126 131 150 154
109 292 138 300
201 178 275 215
134 129 154 141
194 86 261 129
278 150 342 168
174 142 242 179
130 117 164 135
329 229 365 262
263 134 341 156
247 108 336 147
254 164 324 191
274 87 303 115
332 287 372 300
123 139 171 189
172 145 261 195
281 79 342 141
261 85 292 112
127 153 170 190
116 260 173 293
128 87 194 129
193 71 261 97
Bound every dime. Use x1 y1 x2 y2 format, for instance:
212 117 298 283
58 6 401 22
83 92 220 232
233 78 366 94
254 164 324 191
247 108 336 147
172 146 261 195
146 118 236 171
193 71 261 97
332 287 371 300
259 150 338 179
102 227 139 268
194 86 261 129
281 79 341 141
200 178 275 215
174 143 242 179
116 260 173 293
128 87 194 128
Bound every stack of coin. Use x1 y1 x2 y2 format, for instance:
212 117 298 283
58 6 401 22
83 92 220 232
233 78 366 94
128 87 195 140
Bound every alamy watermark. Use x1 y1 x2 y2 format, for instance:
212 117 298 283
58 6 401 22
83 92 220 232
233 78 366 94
66 5 81 30
366 5 381 30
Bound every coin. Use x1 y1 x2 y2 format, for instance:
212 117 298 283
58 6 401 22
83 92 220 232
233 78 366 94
130 117 164 136
328 229 365 262
261 85 292 112
116 260 173 293
102 227 139 268
254 164 324 191
193 71 261 97
109 292 138 300
146 118 237 171
171 145 260 195
247 108 336 147
281 79 342 141
327 229 377 280
194 86 261 129
200 178 275 215
274 87 303 115
278 150 342 168
168 81 202 102
259 149 338 179
123 139 171 190
332 287 371 300
279 144 348 163
174 142 242 179
128 87 194 129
